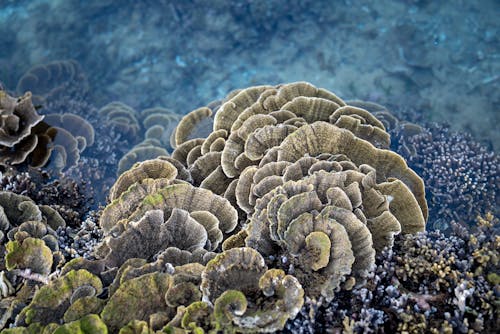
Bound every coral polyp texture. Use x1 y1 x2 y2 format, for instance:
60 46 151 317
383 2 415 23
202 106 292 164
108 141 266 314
2 82 497 333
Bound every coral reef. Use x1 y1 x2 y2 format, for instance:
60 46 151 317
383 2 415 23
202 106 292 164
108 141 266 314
0 89 96 173
352 100 499 232
0 167 89 227
0 90 43 148
1 0 499 331
0 82 497 334
2 61 132 207
116 106 181 175
15 60 88 106
391 122 499 231
98 102 140 141
282 213 500 333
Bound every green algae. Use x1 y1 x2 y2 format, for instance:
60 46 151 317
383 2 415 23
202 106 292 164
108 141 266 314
52 314 107 334
5 237 53 275
16 270 102 326
100 272 172 332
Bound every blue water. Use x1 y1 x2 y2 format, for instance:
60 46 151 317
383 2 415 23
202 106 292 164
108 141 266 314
0 1 499 332
1 0 498 149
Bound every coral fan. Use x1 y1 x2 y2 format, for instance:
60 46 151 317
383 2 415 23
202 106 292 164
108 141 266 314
86 82 426 332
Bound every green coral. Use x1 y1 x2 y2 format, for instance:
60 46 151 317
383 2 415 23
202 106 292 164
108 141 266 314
5 237 53 275
2 82 439 333
118 320 155 334
16 270 102 326
63 297 106 323
100 272 172 332
0 323 45 334
52 314 108 334
213 290 247 331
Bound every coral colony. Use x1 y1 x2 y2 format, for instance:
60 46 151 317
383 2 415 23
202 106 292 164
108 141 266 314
0 79 498 334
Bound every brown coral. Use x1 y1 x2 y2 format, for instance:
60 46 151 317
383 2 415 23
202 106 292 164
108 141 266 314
16 60 87 106
141 107 180 152
1 90 96 172
109 158 179 201
43 113 95 151
98 101 140 139
116 140 170 175
0 82 428 333
199 247 304 332
0 90 44 148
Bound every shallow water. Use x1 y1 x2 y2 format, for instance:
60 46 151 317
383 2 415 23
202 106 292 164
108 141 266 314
0 1 499 333
1 0 498 148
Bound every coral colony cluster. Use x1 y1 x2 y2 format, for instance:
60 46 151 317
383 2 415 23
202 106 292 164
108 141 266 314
0 76 498 334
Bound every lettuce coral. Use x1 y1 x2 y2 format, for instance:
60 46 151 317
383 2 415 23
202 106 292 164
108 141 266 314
0 89 96 172
2 82 432 333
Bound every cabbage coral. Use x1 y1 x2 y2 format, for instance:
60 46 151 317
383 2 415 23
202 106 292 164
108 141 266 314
3 82 429 333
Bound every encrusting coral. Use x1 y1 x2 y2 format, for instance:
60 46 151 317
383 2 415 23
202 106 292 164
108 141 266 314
3 82 496 333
